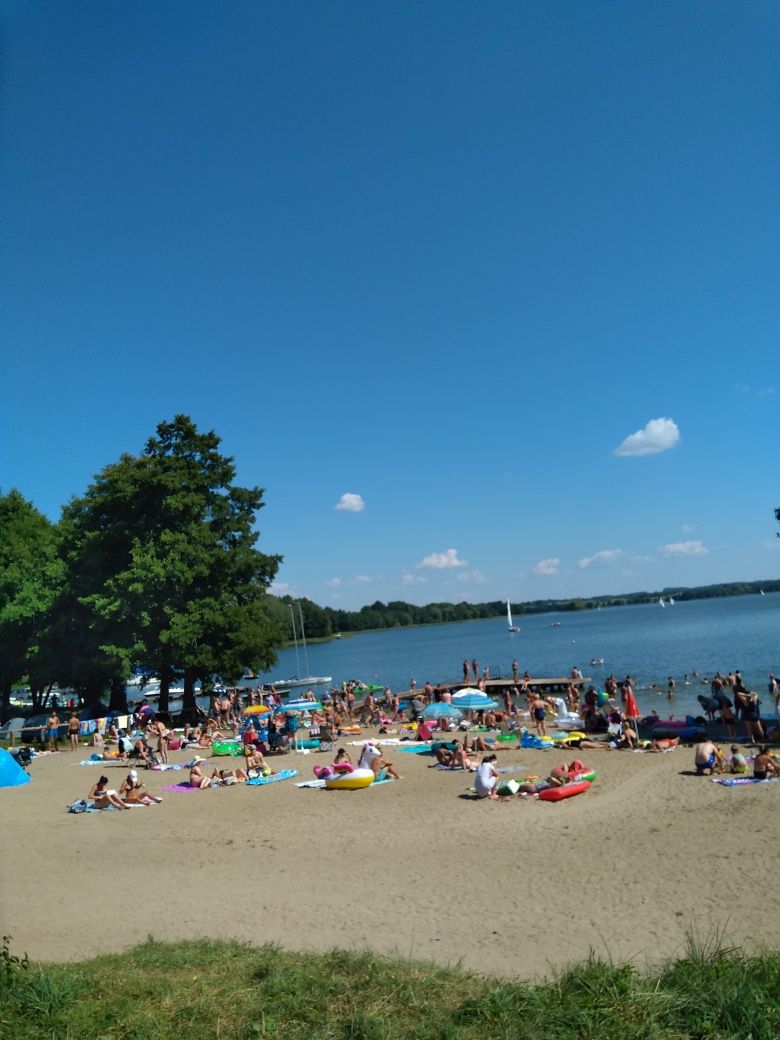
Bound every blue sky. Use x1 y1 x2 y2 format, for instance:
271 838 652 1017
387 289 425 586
2 2 778 606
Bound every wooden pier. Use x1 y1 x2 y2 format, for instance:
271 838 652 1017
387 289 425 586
396 676 589 698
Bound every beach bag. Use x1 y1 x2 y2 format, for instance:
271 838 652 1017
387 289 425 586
497 779 520 796
67 799 89 814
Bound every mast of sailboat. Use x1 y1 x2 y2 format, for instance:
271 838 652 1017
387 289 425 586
290 604 301 676
299 602 312 677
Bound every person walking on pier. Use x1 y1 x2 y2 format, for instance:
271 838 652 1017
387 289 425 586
462 659 470 682
512 659 519 682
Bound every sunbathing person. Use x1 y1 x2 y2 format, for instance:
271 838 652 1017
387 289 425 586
188 758 212 789
358 742 402 780
435 740 477 771
89 776 130 810
210 768 249 785
553 736 609 750
119 769 162 804
244 746 268 775
515 769 567 796
465 733 498 752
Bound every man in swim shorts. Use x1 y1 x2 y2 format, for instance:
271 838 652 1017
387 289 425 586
694 739 725 776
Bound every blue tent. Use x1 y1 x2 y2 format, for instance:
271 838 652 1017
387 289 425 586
0 748 31 788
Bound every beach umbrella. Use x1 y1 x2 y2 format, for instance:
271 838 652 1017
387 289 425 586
452 687 484 698
450 692 499 711
243 704 271 716
283 701 323 713
420 703 463 720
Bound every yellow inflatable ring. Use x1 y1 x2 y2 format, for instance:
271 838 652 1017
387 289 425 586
325 767 375 791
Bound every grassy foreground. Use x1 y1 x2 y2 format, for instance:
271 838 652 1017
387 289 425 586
2 936 780 1040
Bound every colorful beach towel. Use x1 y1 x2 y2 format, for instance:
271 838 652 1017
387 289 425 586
246 769 298 786
712 777 778 787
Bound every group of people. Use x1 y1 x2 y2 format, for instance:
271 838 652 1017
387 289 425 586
693 740 780 779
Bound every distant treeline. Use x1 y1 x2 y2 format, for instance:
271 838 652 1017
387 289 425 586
270 579 780 640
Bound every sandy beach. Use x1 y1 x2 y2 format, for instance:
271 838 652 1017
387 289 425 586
2 736 779 979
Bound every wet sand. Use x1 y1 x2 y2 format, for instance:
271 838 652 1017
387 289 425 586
2 736 779 979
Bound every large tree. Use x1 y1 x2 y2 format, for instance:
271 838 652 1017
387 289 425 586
0 490 62 719
57 415 283 714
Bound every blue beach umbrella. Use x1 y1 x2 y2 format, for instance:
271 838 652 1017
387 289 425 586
451 692 499 711
420 703 463 721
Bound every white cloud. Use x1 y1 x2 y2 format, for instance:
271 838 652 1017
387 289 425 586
681 524 696 532
335 492 365 512
532 558 560 576
355 574 371 583
402 572 427 585
325 577 342 588
659 540 709 558
579 549 623 569
418 548 467 570
269 582 290 594
614 417 680 457
456 569 487 584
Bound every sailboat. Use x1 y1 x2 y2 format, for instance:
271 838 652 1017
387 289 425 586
659 597 666 608
669 596 675 605
506 598 520 632
269 604 332 690
760 589 766 596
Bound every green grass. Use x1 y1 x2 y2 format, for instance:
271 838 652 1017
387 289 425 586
2 935 780 1040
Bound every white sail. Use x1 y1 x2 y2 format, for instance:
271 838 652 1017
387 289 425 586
659 597 665 608
506 598 519 632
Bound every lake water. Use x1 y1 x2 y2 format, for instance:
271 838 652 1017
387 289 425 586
262 592 780 719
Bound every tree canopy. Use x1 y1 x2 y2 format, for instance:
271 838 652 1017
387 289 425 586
0 490 62 716
2 416 284 717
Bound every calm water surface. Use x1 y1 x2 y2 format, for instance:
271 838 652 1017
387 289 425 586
263 593 780 718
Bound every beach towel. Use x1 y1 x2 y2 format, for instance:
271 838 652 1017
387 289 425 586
398 744 434 754
161 782 201 793
711 777 778 787
67 800 110 813
150 763 185 772
246 769 298 786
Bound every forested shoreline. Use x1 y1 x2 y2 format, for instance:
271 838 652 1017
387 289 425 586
271 578 780 640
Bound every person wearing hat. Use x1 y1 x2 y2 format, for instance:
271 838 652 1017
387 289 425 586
119 769 162 804
188 757 212 789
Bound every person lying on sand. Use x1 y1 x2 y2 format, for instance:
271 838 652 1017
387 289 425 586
89 776 130 810
514 768 568 796
553 736 609 750
210 768 248 785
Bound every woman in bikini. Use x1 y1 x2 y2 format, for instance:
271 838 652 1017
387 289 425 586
119 769 162 804
89 776 130 810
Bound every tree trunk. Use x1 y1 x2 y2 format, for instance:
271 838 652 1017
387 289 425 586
158 664 172 715
108 677 127 714
0 684 10 722
182 667 197 714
